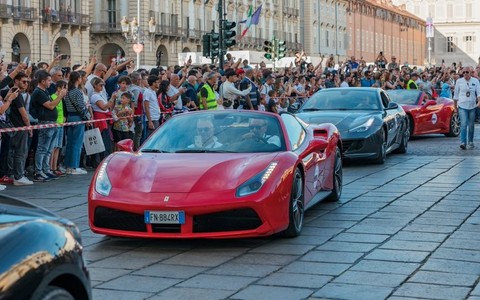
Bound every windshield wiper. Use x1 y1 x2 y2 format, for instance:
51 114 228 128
175 149 234 153
302 108 323 111
141 149 170 153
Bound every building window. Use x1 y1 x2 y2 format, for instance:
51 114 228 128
466 3 472 19
465 36 473 53
107 0 116 26
447 4 453 19
326 30 329 48
447 36 455 53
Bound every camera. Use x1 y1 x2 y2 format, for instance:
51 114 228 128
61 55 70 60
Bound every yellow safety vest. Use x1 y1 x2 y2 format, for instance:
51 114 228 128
199 83 217 110
407 80 418 90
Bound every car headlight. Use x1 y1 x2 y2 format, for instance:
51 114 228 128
349 118 375 133
95 161 112 196
236 162 278 197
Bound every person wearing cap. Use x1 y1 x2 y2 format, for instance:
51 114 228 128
388 56 398 70
199 71 218 110
407 73 419 90
220 68 251 109
236 68 245 81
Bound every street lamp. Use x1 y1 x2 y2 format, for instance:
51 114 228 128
119 0 157 69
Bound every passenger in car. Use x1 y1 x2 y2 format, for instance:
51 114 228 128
188 118 222 149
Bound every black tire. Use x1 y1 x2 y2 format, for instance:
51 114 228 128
373 130 387 164
325 147 342 202
283 168 304 237
445 112 460 137
394 121 409 154
39 286 74 300
408 115 414 139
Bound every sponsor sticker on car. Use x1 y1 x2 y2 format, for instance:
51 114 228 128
144 211 185 224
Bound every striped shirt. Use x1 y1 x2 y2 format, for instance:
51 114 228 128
64 88 87 114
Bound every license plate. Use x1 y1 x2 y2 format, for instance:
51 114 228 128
144 211 185 224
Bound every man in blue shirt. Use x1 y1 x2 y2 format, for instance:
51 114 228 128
360 71 375 87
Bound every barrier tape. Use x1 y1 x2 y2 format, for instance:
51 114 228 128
0 115 142 134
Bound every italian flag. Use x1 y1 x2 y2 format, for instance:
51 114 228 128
239 4 262 38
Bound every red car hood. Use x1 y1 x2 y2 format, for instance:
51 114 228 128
106 152 280 193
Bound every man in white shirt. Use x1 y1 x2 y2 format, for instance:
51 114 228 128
220 69 251 109
188 118 222 149
453 66 480 149
167 74 186 111
144 75 161 136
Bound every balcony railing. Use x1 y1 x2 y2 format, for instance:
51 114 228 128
187 29 203 40
0 4 37 21
41 9 89 26
90 22 122 34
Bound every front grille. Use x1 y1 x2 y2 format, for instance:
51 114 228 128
94 207 146 232
152 224 181 233
342 140 363 153
193 208 262 233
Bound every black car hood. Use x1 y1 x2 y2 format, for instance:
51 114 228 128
297 110 382 132
0 195 56 224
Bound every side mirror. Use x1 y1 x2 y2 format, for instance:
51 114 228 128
116 139 134 152
387 102 399 109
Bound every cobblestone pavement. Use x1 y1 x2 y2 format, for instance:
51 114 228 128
3 126 480 300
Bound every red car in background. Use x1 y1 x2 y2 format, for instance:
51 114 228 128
88 111 342 239
386 90 460 138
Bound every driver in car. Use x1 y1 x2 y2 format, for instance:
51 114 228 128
188 118 223 149
242 117 281 147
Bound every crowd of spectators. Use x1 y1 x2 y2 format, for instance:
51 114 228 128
1 51 480 190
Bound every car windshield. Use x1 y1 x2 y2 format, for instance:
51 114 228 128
140 112 286 153
386 90 421 105
302 89 381 111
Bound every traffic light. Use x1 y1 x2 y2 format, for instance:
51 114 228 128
202 33 211 58
264 40 273 60
276 40 286 59
210 32 220 57
223 21 236 48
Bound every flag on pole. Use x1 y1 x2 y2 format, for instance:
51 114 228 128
239 4 262 37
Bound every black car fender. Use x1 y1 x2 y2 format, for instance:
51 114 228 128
31 262 91 300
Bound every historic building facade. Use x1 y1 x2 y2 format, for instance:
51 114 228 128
393 0 480 67
345 0 426 66
88 0 302 67
0 0 90 66
302 0 349 62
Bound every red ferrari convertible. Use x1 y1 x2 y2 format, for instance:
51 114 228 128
386 90 460 137
88 111 342 239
